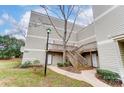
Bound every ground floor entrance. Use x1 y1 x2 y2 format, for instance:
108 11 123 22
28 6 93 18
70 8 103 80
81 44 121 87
82 51 99 68
47 50 99 67
47 52 63 65
118 39 124 67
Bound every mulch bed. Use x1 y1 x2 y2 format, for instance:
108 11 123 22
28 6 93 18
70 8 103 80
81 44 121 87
60 66 81 73
59 66 94 74
96 74 122 87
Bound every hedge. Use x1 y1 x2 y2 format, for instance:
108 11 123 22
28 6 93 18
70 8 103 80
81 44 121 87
96 68 121 81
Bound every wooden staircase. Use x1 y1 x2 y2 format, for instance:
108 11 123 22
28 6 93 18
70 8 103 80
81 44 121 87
66 50 88 70
66 42 97 70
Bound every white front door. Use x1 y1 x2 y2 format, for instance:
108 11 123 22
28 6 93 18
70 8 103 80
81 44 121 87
48 54 52 65
92 53 98 67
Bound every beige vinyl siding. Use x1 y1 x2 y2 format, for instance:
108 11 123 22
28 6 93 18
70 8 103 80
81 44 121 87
97 40 121 73
94 6 124 42
24 36 46 49
22 51 46 64
77 24 96 48
92 6 124 74
92 5 113 19
30 11 83 32
52 53 63 65
28 11 78 42
77 24 95 41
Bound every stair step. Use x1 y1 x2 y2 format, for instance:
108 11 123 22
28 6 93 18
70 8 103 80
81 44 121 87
66 50 88 70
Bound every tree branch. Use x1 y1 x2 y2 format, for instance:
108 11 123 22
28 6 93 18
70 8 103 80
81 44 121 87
67 5 74 19
65 6 80 44
76 7 93 32
59 5 66 20
40 5 63 39
67 5 71 18
44 6 63 20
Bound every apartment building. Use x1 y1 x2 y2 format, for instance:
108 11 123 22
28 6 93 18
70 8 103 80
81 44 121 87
22 10 97 67
93 5 124 82
22 5 124 82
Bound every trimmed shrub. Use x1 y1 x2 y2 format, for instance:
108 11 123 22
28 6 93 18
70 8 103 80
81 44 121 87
57 61 72 67
32 60 40 65
20 61 32 68
96 68 120 81
64 61 72 67
57 62 64 67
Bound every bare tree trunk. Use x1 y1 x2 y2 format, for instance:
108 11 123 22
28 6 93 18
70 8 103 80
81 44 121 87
63 41 66 63
63 19 67 63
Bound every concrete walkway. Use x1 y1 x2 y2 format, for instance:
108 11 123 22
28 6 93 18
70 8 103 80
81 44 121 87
48 66 110 87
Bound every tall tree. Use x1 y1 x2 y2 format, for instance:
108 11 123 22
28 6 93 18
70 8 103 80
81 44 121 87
0 35 25 59
40 5 92 62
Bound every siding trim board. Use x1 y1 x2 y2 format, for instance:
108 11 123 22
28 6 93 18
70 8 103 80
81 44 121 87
112 34 124 40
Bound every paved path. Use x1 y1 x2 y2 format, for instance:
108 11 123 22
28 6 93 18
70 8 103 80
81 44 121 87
48 66 110 87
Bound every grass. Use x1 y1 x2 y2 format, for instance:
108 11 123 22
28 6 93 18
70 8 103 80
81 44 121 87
0 59 92 87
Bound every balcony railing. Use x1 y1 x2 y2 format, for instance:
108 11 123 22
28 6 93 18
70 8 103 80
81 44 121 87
48 43 77 52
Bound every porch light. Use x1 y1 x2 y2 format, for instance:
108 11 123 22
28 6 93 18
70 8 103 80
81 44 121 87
44 28 51 76
46 28 52 33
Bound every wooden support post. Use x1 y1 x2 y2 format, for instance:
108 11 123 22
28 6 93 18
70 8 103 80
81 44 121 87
90 51 93 67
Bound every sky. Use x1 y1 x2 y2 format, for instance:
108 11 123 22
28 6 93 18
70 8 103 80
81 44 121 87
0 5 93 40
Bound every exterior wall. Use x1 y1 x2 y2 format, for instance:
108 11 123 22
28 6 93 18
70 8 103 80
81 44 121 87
23 6 124 76
22 51 46 64
28 11 81 42
92 5 124 79
22 10 97 65
77 24 96 46
29 11 83 33
51 53 63 65
97 40 121 72
93 5 113 19
21 5 124 82
22 11 80 64
93 6 124 42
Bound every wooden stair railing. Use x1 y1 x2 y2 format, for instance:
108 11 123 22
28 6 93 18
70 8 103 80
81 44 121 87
66 50 88 70
66 51 79 70
72 41 97 53
72 51 88 65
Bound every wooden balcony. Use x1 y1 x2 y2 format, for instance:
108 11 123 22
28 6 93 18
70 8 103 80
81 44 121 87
48 43 77 53
74 41 97 53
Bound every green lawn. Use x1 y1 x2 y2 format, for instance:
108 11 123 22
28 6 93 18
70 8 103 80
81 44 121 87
0 59 92 87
